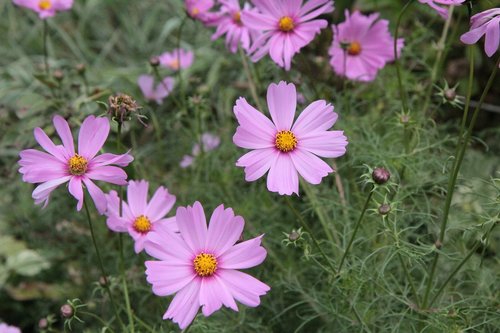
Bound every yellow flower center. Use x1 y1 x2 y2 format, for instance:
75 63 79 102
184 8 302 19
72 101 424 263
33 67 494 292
193 253 217 277
233 11 242 24
39 0 52 10
279 16 295 32
133 215 152 234
347 41 362 56
191 7 200 17
169 59 180 70
68 154 88 176
275 130 298 152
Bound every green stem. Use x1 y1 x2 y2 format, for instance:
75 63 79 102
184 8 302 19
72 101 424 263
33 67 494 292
43 20 49 76
239 48 264 111
83 200 125 330
285 197 337 275
80 311 116 333
397 253 420 308
337 188 373 273
119 234 134 333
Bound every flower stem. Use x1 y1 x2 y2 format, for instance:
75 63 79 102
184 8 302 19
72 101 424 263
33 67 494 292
80 311 116 333
285 196 337 275
397 253 420 308
43 20 50 76
337 187 373 273
83 200 125 330
239 48 264 111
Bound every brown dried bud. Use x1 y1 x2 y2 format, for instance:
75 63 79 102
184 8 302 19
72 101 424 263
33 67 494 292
60 304 73 318
108 93 140 124
149 56 160 67
372 167 390 185
378 204 391 215
435 240 443 249
99 276 108 286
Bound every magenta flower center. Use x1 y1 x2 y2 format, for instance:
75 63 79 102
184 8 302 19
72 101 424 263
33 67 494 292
133 215 152 234
279 16 295 32
233 11 242 25
347 41 362 56
68 154 88 176
39 0 52 10
193 253 218 277
275 130 298 152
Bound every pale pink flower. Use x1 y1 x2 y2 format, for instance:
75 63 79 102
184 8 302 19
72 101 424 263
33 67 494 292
329 10 404 82
13 0 73 19
417 0 465 19
18 115 133 214
138 75 174 105
144 202 269 329
185 0 219 25
211 0 258 53
242 0 334 70
180 133 221 168
105 180 176 253
158 49 194 71
0 323 21 333
233 81 348 195
460 8 500 62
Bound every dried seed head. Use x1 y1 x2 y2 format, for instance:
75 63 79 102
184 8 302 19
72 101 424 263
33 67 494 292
372 167 391 185
107 93 140 124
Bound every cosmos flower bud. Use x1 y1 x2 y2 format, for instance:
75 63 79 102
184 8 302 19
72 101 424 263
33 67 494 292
38 318 48 329
372 167 391 185
60 304 73 318
444 89 456 101
149 56 160 67
378 203 391 215
288 230 300 241
435 240 443 249
107 93 140 124
75 63 86 75
53 70 64 81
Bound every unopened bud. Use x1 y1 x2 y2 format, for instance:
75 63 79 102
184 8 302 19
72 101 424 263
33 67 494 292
378 204 391 215
372 167 390 185
53 70 64 81
149 56 160 67
400 114 410 124
75 63 86 74
288 231 300 241
99 276 108 286
435 240 443 249
60 304 73 318
38 318 48 329
444 89 456 101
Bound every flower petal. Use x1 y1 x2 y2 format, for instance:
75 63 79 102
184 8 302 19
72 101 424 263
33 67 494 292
145 186 176 222
163 279 201 329
291 100 337 136
206 204 244 255
233 97 276 149
68 176 84 211
78 116 110 160
127 180 149 217
219 235 267 269
298 131 348 158
266 81 296 131
82 178 107 214
145 261 196 297
176 202 208 252
217 269 270 307
236 148 278 182
266 153 299 195
290 149 333 185
53 115 75 156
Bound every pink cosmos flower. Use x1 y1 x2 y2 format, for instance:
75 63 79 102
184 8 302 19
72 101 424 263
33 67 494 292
0 323 21 333
180 133 221 168
18 115 133 214
105 180 177 253
242 0 334 70
211 0 257 53
417 0 465 19
13 0 73 19
460 8 500 63
144 201 269 329
137 75 174 105
158 49 194 71
185 0 219 25
233 81 348 195
328 10 404 82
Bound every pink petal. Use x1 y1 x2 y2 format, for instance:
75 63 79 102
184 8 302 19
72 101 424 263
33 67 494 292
145 227 193 262
145 186 176 222
138 75 154 99
104 191 130 232
127 180 149 217
290 149 333 185
298 131 348 158
53 115 75 155
78 116 110 160
31 176 71 208
219 235 267 269
86 165 128 185
217 270 270 307
82 178 107 214
199 277 223 316
90 152 134 167
163 279 201 329
68 176 84 211
145 261 196 296
291 100 337 136
236 148 278 182
484 19 500 57
460 25 489 45
176 202 208 252
266 153 299 195
33 128 68 162
206 204 244 255
233 97 276 149
266 81 296 131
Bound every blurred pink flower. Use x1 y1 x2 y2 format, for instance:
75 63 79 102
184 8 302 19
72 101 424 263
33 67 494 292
417 0 465 19
180 133 221 168
211 0 258 53
329 10 404 82
460 8 500 62
105 180 177 253
233 81 348 195
144 201 269 329
0 323 21 333
13 0 73 19
18 115 133 214
242 0 334 70
185 0 219 25
138 75 174 105
158 49 194 71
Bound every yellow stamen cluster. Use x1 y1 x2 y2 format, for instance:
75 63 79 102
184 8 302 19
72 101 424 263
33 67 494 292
169 59 180 70
279 16 295 32
190 7 200 17
39 0 52 10
233 11 242 24
133 215 152 234
347 41 362 56
275 130 298 152
193 253 218 277
68 154 88 176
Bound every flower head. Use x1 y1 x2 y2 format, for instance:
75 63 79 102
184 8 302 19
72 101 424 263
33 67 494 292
13 0 73 19
460 8 500 61
329 10 404 82
144 202 269 329
211 0 258 53
158 49 194 71
138 75 175 105
242 0 334 70
105 180 176 253
0 323 21 333
233 81 348 195
185 0 219 25
417 0 465 19
180 133 221 168
18 115 133 214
